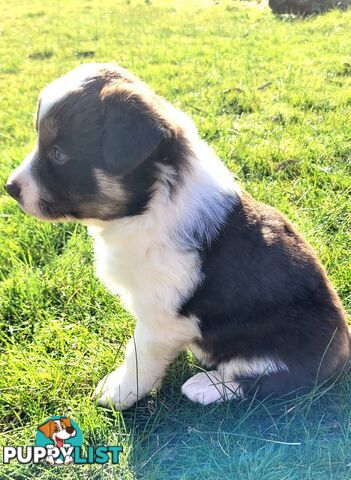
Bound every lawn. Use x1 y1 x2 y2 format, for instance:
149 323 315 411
0 0 351 478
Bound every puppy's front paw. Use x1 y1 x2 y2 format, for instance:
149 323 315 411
181 371 242 405
93 364 139 410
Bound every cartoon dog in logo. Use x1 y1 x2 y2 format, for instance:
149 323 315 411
38 417 76 465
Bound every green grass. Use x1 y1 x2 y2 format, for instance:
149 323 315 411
1 0 351 478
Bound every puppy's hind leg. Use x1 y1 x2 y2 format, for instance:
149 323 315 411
182 370 243 405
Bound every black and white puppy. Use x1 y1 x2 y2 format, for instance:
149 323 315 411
6 63 350 408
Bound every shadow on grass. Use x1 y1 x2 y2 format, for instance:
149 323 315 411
119 356 351 479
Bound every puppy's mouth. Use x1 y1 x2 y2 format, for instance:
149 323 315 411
5 188 74 222
37 199 79 222
14 196 51 221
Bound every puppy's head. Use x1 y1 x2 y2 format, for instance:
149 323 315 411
5 63 185 221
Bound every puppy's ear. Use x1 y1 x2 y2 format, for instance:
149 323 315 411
38 420 55 438
101 87 167 176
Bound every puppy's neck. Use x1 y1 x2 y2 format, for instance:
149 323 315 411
84 138 240 248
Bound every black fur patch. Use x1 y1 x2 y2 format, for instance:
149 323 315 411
180 192 350 398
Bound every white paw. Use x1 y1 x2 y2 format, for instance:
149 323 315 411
93 364 140 410
181 371 242 405
64 455 73 465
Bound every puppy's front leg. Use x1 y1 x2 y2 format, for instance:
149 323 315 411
93 319 192 410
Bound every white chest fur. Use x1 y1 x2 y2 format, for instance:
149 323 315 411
88 141 240 410
90 221 201 321
85 141 239 326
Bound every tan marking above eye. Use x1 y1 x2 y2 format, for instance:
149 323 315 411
38 116 58 148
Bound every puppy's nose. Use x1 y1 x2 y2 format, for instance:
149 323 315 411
66 427 75 434
5 182 21 201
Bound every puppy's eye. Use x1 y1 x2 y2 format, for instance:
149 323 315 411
49 145 68 165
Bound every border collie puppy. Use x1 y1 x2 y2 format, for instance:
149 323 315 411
6 63 350 408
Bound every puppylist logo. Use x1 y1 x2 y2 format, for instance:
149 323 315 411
3 416 122 466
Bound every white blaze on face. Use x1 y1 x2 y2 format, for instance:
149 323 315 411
6 148 43 217
38 63 104 123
